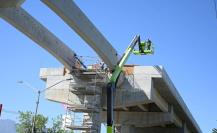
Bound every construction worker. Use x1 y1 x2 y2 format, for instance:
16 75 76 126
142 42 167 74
133 39 154 55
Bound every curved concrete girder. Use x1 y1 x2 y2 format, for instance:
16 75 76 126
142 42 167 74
0 0 25 8
41 0 119 69
0 7 77 71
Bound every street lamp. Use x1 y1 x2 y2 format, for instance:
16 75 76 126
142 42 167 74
17 78 72 133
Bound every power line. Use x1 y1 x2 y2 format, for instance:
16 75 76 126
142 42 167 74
2 109 19 115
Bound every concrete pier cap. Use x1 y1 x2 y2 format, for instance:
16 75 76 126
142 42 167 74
0 0 25 8
39 66 201 133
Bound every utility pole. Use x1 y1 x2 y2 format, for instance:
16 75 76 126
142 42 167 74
18 78 72 133
31 90 40 133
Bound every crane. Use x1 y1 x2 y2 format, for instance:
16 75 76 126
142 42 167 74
107 35 154 133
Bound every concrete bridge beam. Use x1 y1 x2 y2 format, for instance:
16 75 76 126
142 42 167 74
0 0 25 8
41 0 119 69
0 7 77 71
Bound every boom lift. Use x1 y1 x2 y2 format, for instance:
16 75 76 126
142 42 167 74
107 35 154 133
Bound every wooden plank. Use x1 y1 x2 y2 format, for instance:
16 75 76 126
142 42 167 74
42 0 119 69
0 7 78 71
123 65 135 75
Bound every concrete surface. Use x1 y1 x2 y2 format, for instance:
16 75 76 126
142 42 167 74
40 66 201 133
41 0 119 69
0 7 77 71
0 0 24 8
116 126 188 133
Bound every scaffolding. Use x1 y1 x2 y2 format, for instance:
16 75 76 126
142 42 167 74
63 56 106 133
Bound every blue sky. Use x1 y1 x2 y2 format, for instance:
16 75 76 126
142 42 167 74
0 0 217 132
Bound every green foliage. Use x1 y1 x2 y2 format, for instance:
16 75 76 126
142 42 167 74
16 111 73 133
35 114 48 132
16 111 48 133
48 115 74 133
213 128 217 133
47 115 68 133
16 111 33 133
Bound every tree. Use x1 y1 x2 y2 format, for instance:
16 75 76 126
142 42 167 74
16 111 73 133
16 111 48 133
213 128 217 133
16 111 33 133
47 115 73 133
35 114 48 132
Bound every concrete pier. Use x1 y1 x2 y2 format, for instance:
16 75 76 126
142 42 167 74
40 66 201 133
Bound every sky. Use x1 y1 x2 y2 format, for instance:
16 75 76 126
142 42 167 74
0 0 217 132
